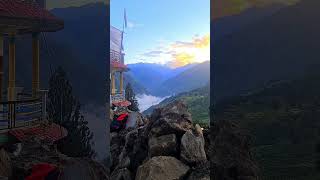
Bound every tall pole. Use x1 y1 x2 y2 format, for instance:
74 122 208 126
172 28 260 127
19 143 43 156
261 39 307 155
0 34 3 101
32 33 40 98
111 71 116 95
120 72 123 94
8 33 16 101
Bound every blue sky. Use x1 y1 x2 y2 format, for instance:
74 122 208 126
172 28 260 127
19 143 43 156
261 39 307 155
111 0 210 67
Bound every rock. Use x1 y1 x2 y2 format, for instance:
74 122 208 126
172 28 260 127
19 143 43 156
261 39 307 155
147 100 193 138
159 100 192 122
187 171 210 180
59 158 110 180
148 134 177 157
180 129 207 165
110 129 131 170
187 161 210 180
117 128 148 171
136 113 145 127
238 176 257 180
0 149 11 178
110 168 132 180
135 156 189 180
210 120 259 180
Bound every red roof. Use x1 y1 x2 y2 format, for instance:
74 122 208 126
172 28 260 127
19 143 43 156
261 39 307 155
0 0 64 34
0 0 57 20
112 100 131 107
9 123 68 143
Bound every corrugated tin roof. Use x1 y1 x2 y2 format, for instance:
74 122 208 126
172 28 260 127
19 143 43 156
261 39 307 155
0 0 57 20
9 123 68 143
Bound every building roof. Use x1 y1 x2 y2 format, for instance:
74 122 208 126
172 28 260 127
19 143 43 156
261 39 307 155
111 61 128 70
9 123 68 143
0 0 64 34
112 100 131 107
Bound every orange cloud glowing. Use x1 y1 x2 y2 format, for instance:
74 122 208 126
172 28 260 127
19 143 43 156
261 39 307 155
139 34 210 68
168 34 210 68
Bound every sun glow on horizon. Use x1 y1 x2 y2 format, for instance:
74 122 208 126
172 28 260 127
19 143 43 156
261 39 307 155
136 34 210 68
167 34 210 68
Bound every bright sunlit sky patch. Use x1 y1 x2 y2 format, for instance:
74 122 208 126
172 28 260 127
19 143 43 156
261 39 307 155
111 0 210 68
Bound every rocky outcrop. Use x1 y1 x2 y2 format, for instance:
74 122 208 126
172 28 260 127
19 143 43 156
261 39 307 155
148 134 177 157
210 120 259 180
110 168 132 180
110 100 259 180
135 156 189 180
110 100 209 179
180 127 207 165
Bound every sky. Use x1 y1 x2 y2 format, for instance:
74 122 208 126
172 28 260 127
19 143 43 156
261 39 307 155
111 0 210 68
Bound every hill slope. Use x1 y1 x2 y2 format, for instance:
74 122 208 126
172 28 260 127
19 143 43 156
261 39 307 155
144 83 210 126
153 61 210 97
213 0 320 102
215 71 320 179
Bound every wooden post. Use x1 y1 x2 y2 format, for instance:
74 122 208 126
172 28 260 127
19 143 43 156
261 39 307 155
32 33 40 98
0 34 3 101
120 72 123 94
111 71 116 95
8 33 16 101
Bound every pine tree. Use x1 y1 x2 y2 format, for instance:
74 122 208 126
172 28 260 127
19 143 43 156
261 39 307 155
125 83 139 112
48 66 96 158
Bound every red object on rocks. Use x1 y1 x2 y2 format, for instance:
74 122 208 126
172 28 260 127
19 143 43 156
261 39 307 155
117 113 129 121
25 163 57 180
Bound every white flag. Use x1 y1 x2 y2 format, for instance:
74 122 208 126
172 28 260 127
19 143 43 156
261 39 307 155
110 26 123 53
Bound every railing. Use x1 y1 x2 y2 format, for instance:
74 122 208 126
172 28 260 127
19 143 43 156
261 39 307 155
0 93 46 131
110 90 126 103
110 50 124 64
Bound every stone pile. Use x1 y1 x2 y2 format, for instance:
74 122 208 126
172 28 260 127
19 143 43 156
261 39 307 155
110 100 210 180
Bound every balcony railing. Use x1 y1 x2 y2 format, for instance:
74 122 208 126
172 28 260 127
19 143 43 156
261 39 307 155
110 50 124 64
0 91 47 131
110 90 126 103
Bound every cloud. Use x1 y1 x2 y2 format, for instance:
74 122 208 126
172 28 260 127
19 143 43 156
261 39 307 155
136 94 170 112
142 50 165 57
127 21 144 29
139 34 210 68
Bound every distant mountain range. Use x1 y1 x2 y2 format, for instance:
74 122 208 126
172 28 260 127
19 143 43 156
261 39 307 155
126 63 200 96
213 0 320 103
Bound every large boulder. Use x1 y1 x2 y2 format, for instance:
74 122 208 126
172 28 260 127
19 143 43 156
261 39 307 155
148 134 177 157
135 156 189 180
145 100 194 139
210 120 259 180
117 128 148 172
110 168 132 180
180 124 207 165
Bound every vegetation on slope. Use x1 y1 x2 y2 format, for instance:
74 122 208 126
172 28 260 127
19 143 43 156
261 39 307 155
144 84 210 127
215 71 320 179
